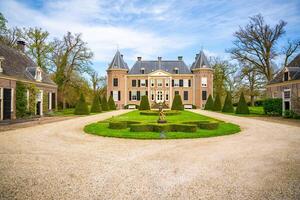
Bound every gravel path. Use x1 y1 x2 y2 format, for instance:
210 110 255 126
0 109 299 200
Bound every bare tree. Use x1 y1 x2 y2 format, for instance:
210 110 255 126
282 39 300 67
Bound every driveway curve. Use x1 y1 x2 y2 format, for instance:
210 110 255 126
0 109 299 200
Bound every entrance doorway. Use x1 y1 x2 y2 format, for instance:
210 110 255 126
36 101 41 116
284 101 290 111
3 88 11 120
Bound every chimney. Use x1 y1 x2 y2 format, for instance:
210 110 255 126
121 54 123 58
195 53 199 59
137 56 142 61
17 40 26 52
158 56 162 61
178 56 183 61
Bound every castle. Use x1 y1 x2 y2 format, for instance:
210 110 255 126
106 50 213 109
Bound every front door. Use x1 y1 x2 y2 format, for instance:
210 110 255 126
36 102 41 116
284 101 290 111
3 88 11 120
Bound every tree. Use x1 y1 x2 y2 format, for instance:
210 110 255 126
212 93 222 111
0 13 22 48
236 92 249 114
23 27 53 72
222 92 234 113
74 93 90 115
51 32 93 109
16 81 28 118
101 96 109 111
171 94 184 110
139 95 150 110
108 94 116 110
204 94 214 110
282 39 300 67
90 94 102 113
229 14 287 81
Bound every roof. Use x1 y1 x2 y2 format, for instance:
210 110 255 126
0 44 56 86
129 60 191 74
107 50 129 70
269 54 300 85
191 50 211 70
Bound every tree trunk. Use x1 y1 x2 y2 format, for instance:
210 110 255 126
250 95 255 107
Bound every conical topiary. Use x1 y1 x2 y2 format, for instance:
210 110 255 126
222 92 234 113
139 95 150 110
101 95 109 111
108 94 116 110
90 94 102 113
74 93 90 115
236 92 249 114
204 94 214 110
212 93 222 111
171 94 184 110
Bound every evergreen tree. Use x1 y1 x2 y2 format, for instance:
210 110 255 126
90 94 102 113
171 94 184 110
236 92 250 114
74 93 90 115
204 94 214 110
108 94 116 110
222 92 234 113
101 95 109 111
212 93 222 111
139 95 150 110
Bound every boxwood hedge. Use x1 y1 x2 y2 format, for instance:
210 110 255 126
108 121 127 129
139 110 180 116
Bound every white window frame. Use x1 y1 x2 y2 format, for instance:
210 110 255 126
140 79 146 87
150 79 154 87
201 77 207 87
183 79 189 87
113 91 118 101
151 91 155 101
131 90 137 101
165 79 169 87
157 79 163 87
174 79 179 87
165 91 169 101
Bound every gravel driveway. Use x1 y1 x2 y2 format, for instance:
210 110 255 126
0 109 299 200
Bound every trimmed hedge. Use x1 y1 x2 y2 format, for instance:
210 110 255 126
222 92 234 113
108 94 116 110
236 92 249 114
263 98 282 116
171 124 197 132
91 94 102 113
139 110 180 116
74 93 90 115
130 123 197 133
198 122 219 130
213 94 222 111
204 94 214 110
109 121 127 129
139 95 150 110
152 124 173 132
171 94 184 110
101 96 109 111
130 124 153 132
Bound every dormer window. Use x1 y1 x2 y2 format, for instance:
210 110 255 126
0 56 4 73
35 67 42 82
174 67 179 74
141 68 145 74
284 71 289 81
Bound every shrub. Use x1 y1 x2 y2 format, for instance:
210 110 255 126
204 94 214 110
171 124 197 132
222 92 234 113
263 98 282 116
129 123 197 132
101 96 109 111
254 100 264 107
198 122 219 130
108 94 116 110
139 110 180 116
182 120 210 126
139 95 150 110
28 84 39 115
130 124 153 132
74 93 90 115
16 81 28 118
212 93 222 111
90 94 102 113
109 121 127 129
171 94 184 110
152 124 173 132
236 92 249 114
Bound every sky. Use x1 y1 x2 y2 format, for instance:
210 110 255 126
0 0 299 76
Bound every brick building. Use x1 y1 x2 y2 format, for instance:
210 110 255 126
0 42 57 120
107 50 213 109
266 54 300 115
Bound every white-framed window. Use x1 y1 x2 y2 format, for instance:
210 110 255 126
113 91 118 101
283 90 291 99
151 90 154 101
165 79 169 87
201 77 207 87
131 90 137 101
156 91 163 101
157 79 163 87
183 79 189 87
141 79 146 87
150 79 154 87
174 79 179 87
165 91 169 101
35 68 42 82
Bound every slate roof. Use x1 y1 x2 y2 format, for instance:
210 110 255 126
107 50 129 70
191 50 211 70
269 54 300 85
0 44 56 86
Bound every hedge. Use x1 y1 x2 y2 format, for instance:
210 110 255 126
91 94 102 113
236 92 249 114
129 124 153 132
263 98 282 116
171 124 197 132
139 95 150 110
152 124 173 132
204 94 214 110
74 93 90 115
212 94 222 111
222 92 234 113
182 121 219 130
108 94 116 110
130 123 197 132
101 96 109 111
139 110 180 116
109 121 127 129
16 81 28 118
171 94 184 110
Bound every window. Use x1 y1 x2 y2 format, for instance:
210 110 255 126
174 68 179 74
165 91 169 101
141 68 145 74
183 79 189 87
131 91 137 100
165 79 169 87
202 91 207 100
156 91 163 101
175 91 179 95
151 79 154 87
202 77 207 87
35 68 42 82
174 79 179 87
113 91 118 101
184 91 188 100
284 72 289 81
179 79 183 87
113 78 118 87
132 80 136 87
284 90 290 99
151 91 154 101
157 79 163 87
141 79 146 87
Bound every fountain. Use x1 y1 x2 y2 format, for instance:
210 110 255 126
157 103 167 123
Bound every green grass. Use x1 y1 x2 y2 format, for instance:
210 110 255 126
221 106 265 117
84 110 240 139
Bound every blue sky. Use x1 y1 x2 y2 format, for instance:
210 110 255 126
0 0 299 76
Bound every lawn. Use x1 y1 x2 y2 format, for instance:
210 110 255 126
222 106 265 117
84 110 240 139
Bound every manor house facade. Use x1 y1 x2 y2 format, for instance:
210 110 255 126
107 50 213 109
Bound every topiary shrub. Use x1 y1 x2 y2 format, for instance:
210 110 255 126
109 121 127 129
139 95 150 110
74 93 90 115
212 93 222 111
130 124 153 132
222 92 234 113
198 122 219 130
171 124 197 132
91 94 102 113
236 92 249 114
171 94 184 110
263 98 282 116
101 96 109 111
152 124 173 132
108 94 116 110
16 81 28 118
204 94 214 110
